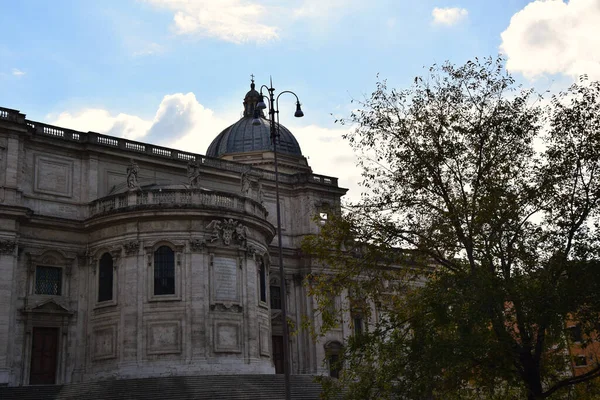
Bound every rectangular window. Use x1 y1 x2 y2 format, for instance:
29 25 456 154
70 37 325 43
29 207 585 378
98 253 114 302
575 355 587 367
270 286 281 309
353 316 364 336
259 262 266 303
569 324 583 343
35 266 62 295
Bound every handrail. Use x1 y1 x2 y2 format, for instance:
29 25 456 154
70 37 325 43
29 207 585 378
0 107 339 188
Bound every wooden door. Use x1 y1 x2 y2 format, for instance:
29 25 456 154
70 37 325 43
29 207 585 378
272 335 284 374
30 327 59 385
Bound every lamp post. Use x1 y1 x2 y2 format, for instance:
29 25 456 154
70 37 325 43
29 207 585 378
253 77 303 400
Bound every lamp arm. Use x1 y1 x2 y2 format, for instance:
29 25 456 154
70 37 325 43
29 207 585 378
275 91 300 111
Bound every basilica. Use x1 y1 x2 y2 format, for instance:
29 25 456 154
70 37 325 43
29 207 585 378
0 80 348 387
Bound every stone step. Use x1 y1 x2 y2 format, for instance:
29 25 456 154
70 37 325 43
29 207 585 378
0 375 337 400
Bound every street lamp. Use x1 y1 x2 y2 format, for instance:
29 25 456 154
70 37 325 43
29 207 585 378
253 77 303 400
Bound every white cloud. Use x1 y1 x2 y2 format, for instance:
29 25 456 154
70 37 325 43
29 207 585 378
48 93 230 151
47 92 362 203
12 68 25 77
143 0 279 44
500 0 600 80
143 0 358 43
431 7 468 26
289 124 361 203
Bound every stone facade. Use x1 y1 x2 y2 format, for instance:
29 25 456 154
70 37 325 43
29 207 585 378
0 99 349 386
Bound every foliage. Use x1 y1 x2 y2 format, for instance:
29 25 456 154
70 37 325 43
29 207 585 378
302 57 600 400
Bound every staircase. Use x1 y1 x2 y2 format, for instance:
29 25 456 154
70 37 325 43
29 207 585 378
0 374 333 400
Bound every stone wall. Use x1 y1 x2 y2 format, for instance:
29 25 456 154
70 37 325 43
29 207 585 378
0 108 348 386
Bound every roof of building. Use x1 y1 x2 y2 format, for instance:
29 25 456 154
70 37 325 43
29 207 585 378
206 79 303 158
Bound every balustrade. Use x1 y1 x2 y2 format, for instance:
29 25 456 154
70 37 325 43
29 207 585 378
89 188 267 220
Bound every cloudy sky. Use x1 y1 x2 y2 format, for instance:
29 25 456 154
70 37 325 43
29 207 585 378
1 0 599 202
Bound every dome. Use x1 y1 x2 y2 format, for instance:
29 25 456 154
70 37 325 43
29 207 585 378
206 79 303 158
206 116 302 158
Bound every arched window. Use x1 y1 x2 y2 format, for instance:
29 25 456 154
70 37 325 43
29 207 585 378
259 261 266 303
154 246 175 295
98 253 113 302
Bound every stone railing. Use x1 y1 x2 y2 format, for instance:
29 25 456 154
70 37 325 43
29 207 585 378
1 106 340 188
89 188 267 220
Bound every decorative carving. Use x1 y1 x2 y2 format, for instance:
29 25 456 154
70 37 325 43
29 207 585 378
246 244 267 258
189 238 206 252
109 248 122 262
126 159 141 190
123 241 140 255
0 240 16 254
207 220 222 242
240 169 251 197
207 219 250 247
42 255 57 265
187 160 201 188
210 303 243 313
256 178 265 205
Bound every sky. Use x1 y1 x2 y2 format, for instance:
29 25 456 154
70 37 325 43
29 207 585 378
1 0 599 202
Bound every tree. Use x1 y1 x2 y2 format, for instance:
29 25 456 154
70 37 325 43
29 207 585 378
302 57 600 400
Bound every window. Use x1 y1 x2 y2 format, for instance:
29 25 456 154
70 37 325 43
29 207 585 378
569 324 583 343
98 253 113 302
259 261 266 303
154 246 175 295
270 285 281 309
575 355 588 367
353 315 364 336
329 354 340 378
35 266 62 295
325 341 343 379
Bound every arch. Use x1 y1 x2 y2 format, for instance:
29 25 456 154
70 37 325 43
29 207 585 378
147 239 182 252
269 276 280 286
38 249 68 266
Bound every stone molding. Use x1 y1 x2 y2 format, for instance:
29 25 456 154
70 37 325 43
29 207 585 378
210 303 243 313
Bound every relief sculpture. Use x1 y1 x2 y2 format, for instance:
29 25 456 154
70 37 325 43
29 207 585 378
126 159 141 190
206 218 250 247
187 160 201 188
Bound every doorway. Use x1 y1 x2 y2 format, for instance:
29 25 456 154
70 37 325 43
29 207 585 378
272 335 284 374
30 327 59 385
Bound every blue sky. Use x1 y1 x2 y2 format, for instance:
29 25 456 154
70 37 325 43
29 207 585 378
1 0 598 201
